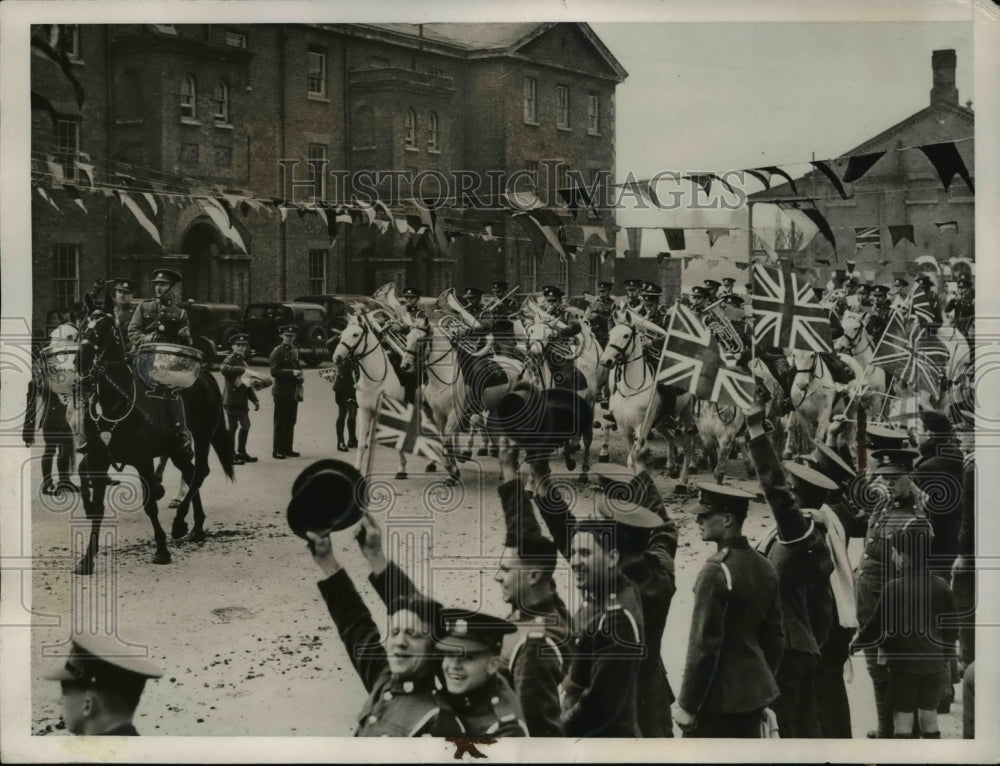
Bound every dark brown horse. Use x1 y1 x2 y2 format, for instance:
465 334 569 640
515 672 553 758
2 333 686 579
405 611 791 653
73 312 234 574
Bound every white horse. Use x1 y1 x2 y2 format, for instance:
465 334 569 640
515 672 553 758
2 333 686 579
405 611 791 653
400 322 465 483
330 313 408 478
523 318 604 481
786 349 863 458
834 311 888 407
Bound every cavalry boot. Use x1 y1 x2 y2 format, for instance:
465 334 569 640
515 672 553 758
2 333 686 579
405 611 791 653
237 434 257 462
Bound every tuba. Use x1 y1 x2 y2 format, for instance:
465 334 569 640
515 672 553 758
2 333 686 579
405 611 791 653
700 299 745 356
365 307 408 359
435 289 492 356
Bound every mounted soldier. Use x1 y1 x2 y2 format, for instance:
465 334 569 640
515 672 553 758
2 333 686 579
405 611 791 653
946 272 974 342
865 285 893 344
619 278 643 311
108 277 138 353
482 281 523 360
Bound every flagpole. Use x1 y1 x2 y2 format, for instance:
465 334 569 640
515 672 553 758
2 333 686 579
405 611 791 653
630 298 679 465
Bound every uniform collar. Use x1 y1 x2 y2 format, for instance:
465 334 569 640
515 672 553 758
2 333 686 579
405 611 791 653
448 675 499 709
716 535 749 551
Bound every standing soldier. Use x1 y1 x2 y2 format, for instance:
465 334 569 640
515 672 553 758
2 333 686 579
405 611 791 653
24 347 77 495
220 333 259 465
332 357 358 453
45 633 163 735
675 483 785 738
270 324 303 460
108 278 138 353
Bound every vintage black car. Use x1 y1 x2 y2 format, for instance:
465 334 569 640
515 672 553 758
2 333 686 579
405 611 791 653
293 293 389 341
240 302 330 365
185 301 243 368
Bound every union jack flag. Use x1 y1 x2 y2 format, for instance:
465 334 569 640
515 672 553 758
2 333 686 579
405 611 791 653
752 262 833 352
374 395 446 464
910 289 939 325
870 311 948 394
657 305 755 410
854 226 881 251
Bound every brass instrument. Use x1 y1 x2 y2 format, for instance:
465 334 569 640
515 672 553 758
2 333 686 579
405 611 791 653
435 288 492 356
365 308 408 359
700 298 745 356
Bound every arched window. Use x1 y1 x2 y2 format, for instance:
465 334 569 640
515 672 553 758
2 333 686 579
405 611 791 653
214 80 229 122
180 75 196 119
428 111 439 150
404 108 416 146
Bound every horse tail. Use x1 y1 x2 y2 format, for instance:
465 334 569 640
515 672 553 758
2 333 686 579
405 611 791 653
211 412 236 481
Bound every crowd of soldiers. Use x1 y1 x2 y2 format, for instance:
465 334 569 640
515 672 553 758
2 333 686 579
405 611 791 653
34 270 974 741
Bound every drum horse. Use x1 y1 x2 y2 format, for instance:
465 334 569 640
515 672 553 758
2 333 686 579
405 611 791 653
67 311 234 573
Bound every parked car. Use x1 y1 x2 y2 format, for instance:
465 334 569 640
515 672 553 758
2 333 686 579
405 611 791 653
240 302 330 365
185 301 242 368
293 293 390 341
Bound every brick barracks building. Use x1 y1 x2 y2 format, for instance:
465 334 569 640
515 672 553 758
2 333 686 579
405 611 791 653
30 23 627 334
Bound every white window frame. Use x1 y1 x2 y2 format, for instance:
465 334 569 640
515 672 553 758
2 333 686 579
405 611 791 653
214 80 229 123
225 30 247 48
63 24 80 60
556 85 570 129
404 108 417 147
307 49 327 97
308 143 327 201
53 244 80 308
308 249 328 294
54 119 79 181
180 75 197 120
587 92 600 135
428 111 439 151
523 77 537 124
589 252 601 292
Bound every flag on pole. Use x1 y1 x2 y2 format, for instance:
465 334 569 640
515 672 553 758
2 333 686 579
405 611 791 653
910 289 938 326
870 312 947 395
869 311 915 377
656 305 755 410
374 395 446 465
751 261 833 352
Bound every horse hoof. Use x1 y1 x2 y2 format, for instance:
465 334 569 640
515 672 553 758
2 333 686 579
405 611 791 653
598 453 610 463
668 467 680 479
171 520 189 540
425 463 438 473
153 485 165 501
152 551 171 565
565 457 576 471
395 471 408 480
189 529 207 544
73 559 94 576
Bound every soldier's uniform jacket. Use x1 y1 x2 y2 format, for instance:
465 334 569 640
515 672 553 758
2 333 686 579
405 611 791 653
864 304 892 343
590 295 616 319
442 674 529 737
219 352 259 410
484 296 520 323
127 298 190 347
560 577 645 738
857 489 929 582
618 296 642 311
749 432 835 656
531 473 676 736
946 293 974 336
318 569 463 737
637 302 669 329
269 342 302 399
499 600 570 737
112 302 138 351
404 305 430 332
678 538 785 715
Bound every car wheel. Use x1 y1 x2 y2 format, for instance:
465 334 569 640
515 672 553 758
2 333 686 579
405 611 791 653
304 325 328 366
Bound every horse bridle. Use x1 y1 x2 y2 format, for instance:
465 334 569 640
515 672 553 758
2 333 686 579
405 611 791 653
335 318 387 383
80 314 137 425
837 320 871 354
789 353 824 408
606 327 650 395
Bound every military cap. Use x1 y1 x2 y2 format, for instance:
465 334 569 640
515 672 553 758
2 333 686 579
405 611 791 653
691 483 755 516
956 273 973 286
597 281 614 289
436 609 516 655
229 333 250 345
594 494 663 529
858 283 871 293
463 287 484 299
722 277 736 285
592 462 635 485
870 448 920 476
111 277 136 293
624 279 643 289
894 277 909 288
865 423 910 451
279 324 298 335
287 459 366 538
916 274 934 287
691 285 709 298
641 284 663 298
150 268 182 285
722 294 745 307
491 280 508 290
812 286 826 300
704 279 721 290
44 633 163 686
401 287 423 299
808 442 856 485
783 460 837 507
871 285 889 295
541 285 564 299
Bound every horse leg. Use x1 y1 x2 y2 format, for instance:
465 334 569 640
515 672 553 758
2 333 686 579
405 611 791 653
598 416 611 463
137 458 170 564
74 453 107 575
577 427 593 484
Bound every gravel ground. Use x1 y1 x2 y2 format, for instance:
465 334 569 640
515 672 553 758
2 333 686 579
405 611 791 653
27 365 964 739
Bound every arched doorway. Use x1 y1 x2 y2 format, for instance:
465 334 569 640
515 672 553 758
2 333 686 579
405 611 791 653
180 218 250 306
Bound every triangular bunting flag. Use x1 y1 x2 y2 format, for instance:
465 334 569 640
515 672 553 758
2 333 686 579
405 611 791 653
919 142 974 193
663 228 686 250
744 169 771 189
37 186 61 211
842 151 885 183
888 225 915 247
810 161 850 200
760 166 798 195
706 228 730 247
120 192 162 246
66 185 87 213
687 174 713 198
514 212 568 261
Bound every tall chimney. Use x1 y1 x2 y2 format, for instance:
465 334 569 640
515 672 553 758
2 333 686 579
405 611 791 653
930 49 958 106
